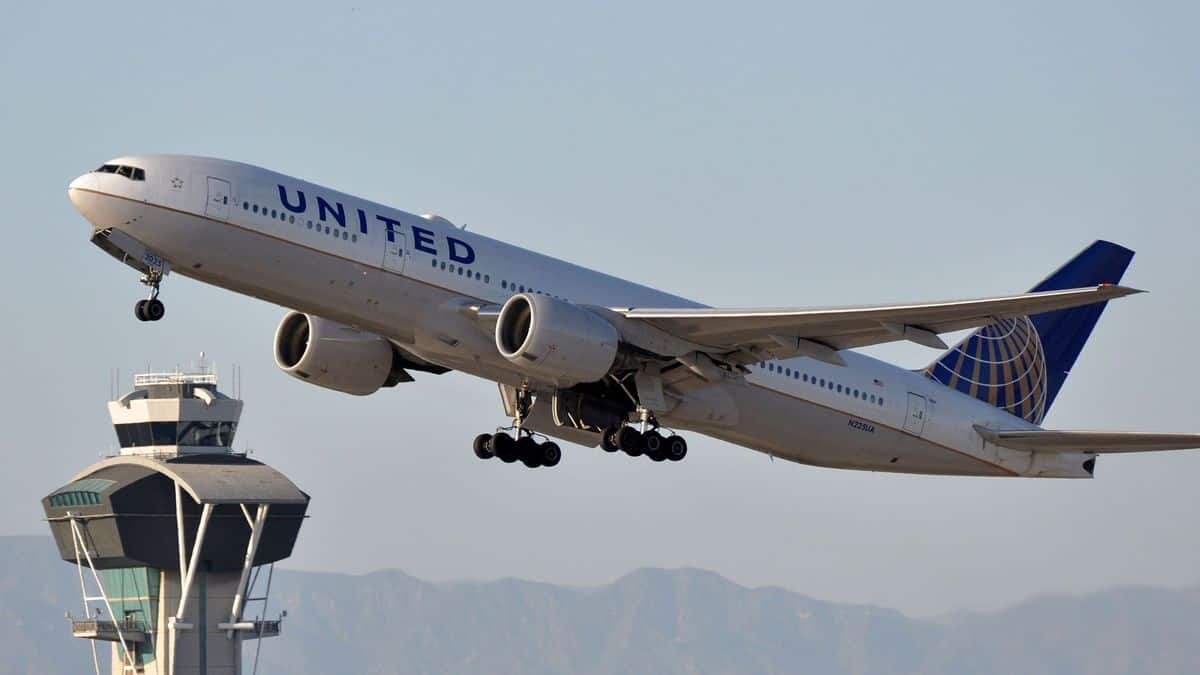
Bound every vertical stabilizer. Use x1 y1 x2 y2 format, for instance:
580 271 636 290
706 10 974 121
925 240 1134 424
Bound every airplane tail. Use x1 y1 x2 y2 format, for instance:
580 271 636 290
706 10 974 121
924 240 1135 424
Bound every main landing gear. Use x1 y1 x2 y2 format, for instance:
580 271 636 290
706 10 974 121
473 430 562 469
600 424 687 462
134 270 166 322
473 387 561 469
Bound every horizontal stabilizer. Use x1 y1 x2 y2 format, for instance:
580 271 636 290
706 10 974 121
975 426 1200 454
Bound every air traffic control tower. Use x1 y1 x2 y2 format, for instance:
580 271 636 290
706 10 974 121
42 363 309 675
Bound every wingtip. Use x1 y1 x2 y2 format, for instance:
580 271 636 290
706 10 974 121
1101 284 1146 297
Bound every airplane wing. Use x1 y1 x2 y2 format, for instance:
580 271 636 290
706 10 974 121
975 426 1200 454
614 284 1139 366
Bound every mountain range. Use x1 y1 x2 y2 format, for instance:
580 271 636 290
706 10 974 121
1 535 1196 674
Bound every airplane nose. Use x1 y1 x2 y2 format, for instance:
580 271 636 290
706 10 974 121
67 173 98 218
67 172 145 229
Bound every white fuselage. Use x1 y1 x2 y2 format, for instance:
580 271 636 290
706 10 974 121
68 155 1088 478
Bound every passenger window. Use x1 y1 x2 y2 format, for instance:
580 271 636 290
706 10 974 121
484 275 490 283
253 205 259 213
271 209 277 218
243 202 249 210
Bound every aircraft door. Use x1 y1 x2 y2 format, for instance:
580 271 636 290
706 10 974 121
205 177 231 220
903 392 927 436
383 232 407 273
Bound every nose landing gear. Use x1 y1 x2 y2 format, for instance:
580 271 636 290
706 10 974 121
134 270 166 322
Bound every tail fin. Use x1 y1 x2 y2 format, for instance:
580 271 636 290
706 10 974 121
924 240 1134 424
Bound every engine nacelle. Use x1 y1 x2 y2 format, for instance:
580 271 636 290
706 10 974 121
495 294 620 387
274 312 402 396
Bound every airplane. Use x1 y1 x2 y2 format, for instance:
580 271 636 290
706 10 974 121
66 155 1200 477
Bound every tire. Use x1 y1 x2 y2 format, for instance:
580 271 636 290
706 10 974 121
517 436 542 468
493 433 518 463
541 442 561 467
643 431 664 454
617 427 643 456
600 426 621 453
134 300 149 321
144 298 165 321
473 434 493 460
666 435 688 462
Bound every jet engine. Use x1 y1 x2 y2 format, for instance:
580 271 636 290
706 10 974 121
495 293 620 387
274 312 408 396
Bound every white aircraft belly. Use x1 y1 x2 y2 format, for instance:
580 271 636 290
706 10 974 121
693 382 1014 476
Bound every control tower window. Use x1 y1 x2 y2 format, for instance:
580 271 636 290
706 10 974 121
151 422 176 446
114 421 237 448
178 421 237 447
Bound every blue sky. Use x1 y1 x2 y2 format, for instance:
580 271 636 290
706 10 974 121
2 1 1199 616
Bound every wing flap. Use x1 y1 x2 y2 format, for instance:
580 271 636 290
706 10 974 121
975 426 1200 454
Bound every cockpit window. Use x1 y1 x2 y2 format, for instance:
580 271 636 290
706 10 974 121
94 164 146 181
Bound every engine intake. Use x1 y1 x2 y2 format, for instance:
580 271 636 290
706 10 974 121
274 312 404 396
495 294 620 387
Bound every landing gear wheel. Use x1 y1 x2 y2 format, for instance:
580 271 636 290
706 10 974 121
617 427 644 456
144 298 165 321
541 442 561 467
134 300 149 321
493 433 518 463
643 431 664 454
644 431 667 462
665 435 688 462
517 436 542 468
601 426 621 453
473 434 494 460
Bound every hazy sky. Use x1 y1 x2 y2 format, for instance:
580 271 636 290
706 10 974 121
3 1 1199 617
